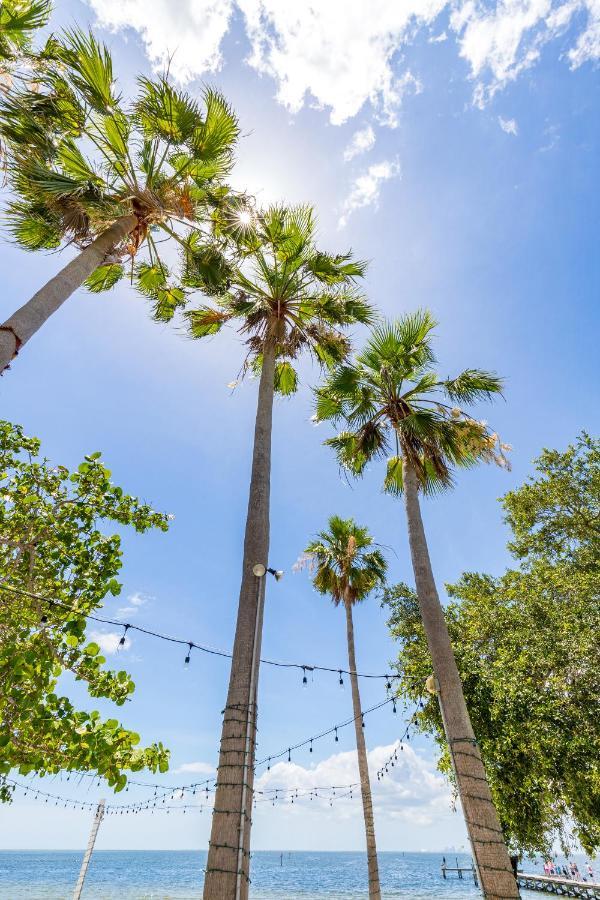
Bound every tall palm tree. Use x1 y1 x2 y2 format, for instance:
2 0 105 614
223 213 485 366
186 205 374 899
0 28 239 372
303 515 387 900
315 311 519 900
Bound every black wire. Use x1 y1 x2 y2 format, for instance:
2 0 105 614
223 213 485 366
0 581 411 681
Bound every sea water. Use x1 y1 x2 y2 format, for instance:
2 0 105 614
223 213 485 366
0 850 540 899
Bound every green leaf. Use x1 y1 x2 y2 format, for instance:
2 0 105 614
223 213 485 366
274 361 298 396
84 264 124 293
185 306 230 338
135 76 202 145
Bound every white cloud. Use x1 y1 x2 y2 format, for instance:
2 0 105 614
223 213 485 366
87 0 600 117
86 0 235 82
238 0 439 125
498 115 519 134
89 629 131 654
117 591 149 616
174 761 216 775
450 0 600 107
338 158 400 228
343 125 376 162
255 741 452 825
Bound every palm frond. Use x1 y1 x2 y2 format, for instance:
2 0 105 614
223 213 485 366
84 263 124 293
185 305 232 338
274 360 298 395
0 0 51 58
306 250 368 284
135 76 202 145
60 29 118 113
180 232 232 295
5 199 60 249
442 368 504 403
134 261 185 322
187 87 239 163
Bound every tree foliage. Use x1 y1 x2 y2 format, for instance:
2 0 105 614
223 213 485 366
302 514 387 605
383 433 600 855
0 420 170 801
0 0 51 70
0 27 239 321
185 203 374 392
315 310 510 495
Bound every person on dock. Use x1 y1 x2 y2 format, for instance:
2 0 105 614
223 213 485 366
588 864 595 880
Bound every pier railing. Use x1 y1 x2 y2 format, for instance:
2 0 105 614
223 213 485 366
518 872 600 898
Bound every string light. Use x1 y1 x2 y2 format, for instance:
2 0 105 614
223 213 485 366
1 582 408 685
118 624 130 647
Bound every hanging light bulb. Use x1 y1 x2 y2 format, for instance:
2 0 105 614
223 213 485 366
302 667 307 687
309 740 313 754
334 728 339 743
184 643 192 667
118 624 130 648
338 670 344 688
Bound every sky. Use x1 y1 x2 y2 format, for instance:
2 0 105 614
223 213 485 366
0 0 599 854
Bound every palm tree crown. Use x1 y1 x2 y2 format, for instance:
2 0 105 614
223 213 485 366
0 28 239 321
185 204 375 390
315 310 510 494
304 515 387 605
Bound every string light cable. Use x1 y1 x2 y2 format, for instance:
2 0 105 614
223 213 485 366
0 581 410 684
6 701 418 811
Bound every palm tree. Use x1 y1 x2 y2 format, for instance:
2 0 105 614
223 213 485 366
303 515 387 900
315 311 519 900
186 205 374 899
0 28 239 372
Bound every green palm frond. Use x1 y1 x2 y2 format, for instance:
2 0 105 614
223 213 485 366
84 263 124 293
183 200 371 386
274 360 298 395
0 0 51 59
305 515 387 606
325 431 368 477
317 310 509 496
306 251 368 284
134 261 186 322
181 233 232 295
60 29 117 113
188 87 239 161
442 368 504 403
185 305 233 338
135 77 202 144
57 139 103 185
5 198 60 249
383 456 404 495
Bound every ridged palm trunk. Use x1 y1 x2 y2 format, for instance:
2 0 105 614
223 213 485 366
203 340 277 900
402 458 520 900
344 594 381 900
0 214 137 373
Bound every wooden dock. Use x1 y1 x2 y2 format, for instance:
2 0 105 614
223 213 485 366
441 860 478 885
518 872 600 897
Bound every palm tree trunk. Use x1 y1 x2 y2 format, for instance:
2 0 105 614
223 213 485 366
344 594 382 900
0 214 137 374
203 340 277 900
402 458 520 900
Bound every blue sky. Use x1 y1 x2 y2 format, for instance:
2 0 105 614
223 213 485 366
0 0 599 853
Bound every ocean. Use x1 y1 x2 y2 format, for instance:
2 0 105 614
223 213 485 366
0 850 540 899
